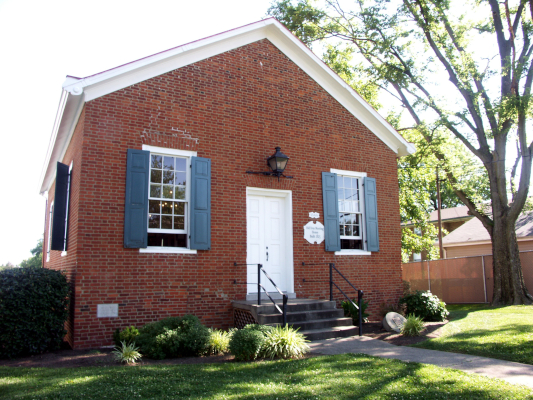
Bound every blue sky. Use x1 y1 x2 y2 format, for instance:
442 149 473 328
0 0 272 265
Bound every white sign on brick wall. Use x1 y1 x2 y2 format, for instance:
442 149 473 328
303 221 325 244
97 304 119 318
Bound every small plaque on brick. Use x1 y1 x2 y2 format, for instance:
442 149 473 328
97 304 119 318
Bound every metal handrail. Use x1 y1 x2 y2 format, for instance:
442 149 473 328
233 262 287 327
302 262 364 336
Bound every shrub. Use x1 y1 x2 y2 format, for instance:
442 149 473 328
399 291 449 321
401 314 426 337
229 324 272 361
207 329 231 355
113 341 142 364
136 315 210 359
341 298 370 325
379 302 405 318
262 325 309 359
113 326 139 347
0 267 69 358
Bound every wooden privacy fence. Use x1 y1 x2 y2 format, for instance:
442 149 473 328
402 250 533 303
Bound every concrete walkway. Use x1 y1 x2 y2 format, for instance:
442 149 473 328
309 335 533 389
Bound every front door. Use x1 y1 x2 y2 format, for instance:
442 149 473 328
246 190 293 295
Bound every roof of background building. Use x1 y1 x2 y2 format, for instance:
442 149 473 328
428 205 471 222
442 211 533 245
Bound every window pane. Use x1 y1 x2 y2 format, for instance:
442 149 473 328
341 239 363 250
174 186 186 200
161 216 172 229
150 170 162 183
353 225 360 236
148 232 186 247
175 158 186 171
345 188 353 201
339 224 344 236
344 177 351 188
149 214 160 229
163 156 174 170
162 201 172 215
163 185 173 199
338 188 343 200
337 175 342 188
354 201 360 213
175 172 186 185
345 225 353 236
174 216 184 230
150 184 161 198
174 202 185 215
163 170 174 184
151 155 162 169
149 200 160 213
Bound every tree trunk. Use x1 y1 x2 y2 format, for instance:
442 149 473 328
490 207 533 305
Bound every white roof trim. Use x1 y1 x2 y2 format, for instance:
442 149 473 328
40 18 415 194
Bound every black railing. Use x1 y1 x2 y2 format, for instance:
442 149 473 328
302 262 364 336
233 262 288 327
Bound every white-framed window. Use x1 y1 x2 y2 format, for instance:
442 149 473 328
141 145 197 254
331 169 371 255
46 201 54 262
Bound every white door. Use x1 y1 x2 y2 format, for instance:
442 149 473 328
247 193 291 294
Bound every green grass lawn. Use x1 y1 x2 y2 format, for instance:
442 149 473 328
412 304 533 365
0 354 531 400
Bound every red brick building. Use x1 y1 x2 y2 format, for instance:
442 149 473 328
39 19 415 349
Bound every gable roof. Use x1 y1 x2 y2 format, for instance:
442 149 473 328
428 205 472 223
442 211 533 246
39 18 415 195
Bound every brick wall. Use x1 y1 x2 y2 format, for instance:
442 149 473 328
45 39 402 349
44 108 86 347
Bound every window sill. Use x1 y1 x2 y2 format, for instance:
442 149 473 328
139 247 197 254
61 251 67 257
334 250 372 256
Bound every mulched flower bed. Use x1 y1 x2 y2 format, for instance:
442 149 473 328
0 320 448 368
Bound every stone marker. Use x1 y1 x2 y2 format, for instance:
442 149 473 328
383 312 406 333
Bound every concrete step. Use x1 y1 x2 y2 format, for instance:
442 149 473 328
255 300 337 315
267 317 353 331
257 309 345 324
301 325 360 341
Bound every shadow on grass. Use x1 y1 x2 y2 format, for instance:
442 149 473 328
413 323 533 365
1 354 531 399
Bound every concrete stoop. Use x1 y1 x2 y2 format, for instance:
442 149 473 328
232 298 359 340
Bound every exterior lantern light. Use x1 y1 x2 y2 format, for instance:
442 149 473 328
246 146 293 181
267 147 289 178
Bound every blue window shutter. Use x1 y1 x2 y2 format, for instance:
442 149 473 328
190 156 211 250
51 162 70 251
124 149 149 248
322 172 341 252
364 177 379 252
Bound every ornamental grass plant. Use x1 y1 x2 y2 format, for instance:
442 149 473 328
112 341 142 364
261 325 309 359
401 314 426 337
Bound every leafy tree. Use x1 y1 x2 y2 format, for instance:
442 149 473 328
19 238 43 269
0 262 16 270
269 0 532 304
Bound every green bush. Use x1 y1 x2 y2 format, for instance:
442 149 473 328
262 325 309 359
0 267 70 358
207 329 231 355
113 326 139 347
229 324 273 361
136 315 210 359
341 298 370 325
399 291 449 321
401 314 426 337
